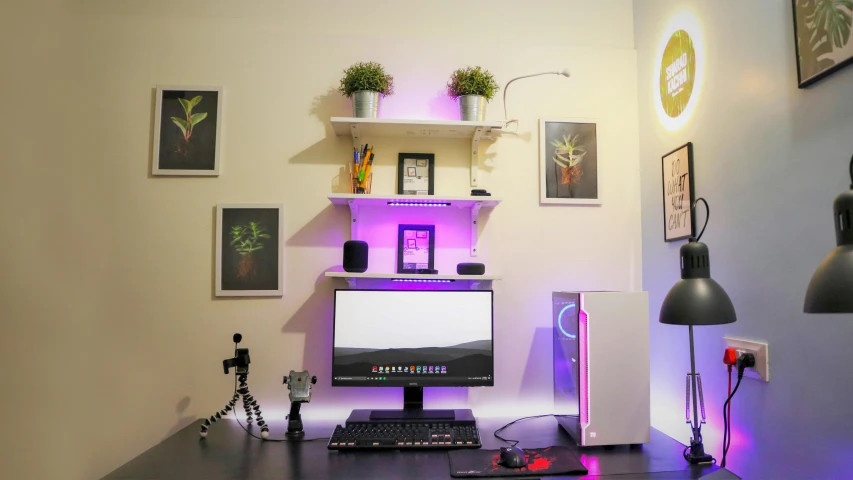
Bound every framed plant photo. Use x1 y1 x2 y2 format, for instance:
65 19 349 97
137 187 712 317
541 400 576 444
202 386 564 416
397 224 435 273
661 143 696 242
539 118 600 205
793 0 853 88
397 153 435 195
153 86 223 176
216 204 283 297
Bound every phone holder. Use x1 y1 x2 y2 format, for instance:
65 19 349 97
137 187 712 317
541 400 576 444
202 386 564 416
282 370 317 439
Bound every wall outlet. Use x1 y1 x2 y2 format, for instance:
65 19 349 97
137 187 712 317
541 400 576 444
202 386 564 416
723 337 769 382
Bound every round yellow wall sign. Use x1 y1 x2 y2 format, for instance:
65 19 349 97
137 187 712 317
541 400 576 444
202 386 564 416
659 30 696 119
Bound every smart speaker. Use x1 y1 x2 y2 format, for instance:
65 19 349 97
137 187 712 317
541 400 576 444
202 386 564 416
456 263 485 275
343 241 368 273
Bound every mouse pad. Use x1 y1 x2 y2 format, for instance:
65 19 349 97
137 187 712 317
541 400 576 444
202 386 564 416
448 446 588 477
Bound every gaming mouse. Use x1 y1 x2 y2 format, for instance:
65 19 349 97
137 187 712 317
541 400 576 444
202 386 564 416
499 446 528 468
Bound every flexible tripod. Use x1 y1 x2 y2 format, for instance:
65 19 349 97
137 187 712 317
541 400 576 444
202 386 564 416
199 333 269 439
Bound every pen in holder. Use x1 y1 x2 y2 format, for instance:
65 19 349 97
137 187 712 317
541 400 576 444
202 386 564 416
351 146 374 194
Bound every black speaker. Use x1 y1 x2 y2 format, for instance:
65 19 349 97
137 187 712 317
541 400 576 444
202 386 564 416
456 263 485 275
343 240 368 273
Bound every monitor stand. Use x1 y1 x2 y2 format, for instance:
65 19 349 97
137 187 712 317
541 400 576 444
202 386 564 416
369 387 456 420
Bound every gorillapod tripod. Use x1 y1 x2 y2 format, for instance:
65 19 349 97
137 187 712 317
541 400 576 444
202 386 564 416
199 334 270 439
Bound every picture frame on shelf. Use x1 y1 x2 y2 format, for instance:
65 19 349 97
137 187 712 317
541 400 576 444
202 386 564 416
397 153 435 195
397 224 435 273
792 0 853 88
661 142 696 242
539 118 600 205
215 203 284 297
153 86 223 176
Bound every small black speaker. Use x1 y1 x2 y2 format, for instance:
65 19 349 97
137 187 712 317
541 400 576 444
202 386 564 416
456 263 485 275
343 240 368 273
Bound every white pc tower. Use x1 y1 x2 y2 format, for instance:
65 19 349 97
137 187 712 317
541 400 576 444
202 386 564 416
553 291 650 447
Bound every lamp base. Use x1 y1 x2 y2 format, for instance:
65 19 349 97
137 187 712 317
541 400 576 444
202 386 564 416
686 441 715 465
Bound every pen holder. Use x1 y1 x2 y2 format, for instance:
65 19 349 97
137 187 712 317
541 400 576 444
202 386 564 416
350 164 372 194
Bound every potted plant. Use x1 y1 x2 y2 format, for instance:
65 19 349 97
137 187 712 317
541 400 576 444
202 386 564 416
447 66 500 121
338 61 395 118
230 222 270 281
551 134 587 198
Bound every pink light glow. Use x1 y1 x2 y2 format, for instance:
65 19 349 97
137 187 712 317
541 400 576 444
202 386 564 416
579 298 590 441
579 454 600 476
387 202 452 207
391 279 453 283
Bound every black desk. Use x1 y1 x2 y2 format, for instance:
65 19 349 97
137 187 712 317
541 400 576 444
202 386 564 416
102 417 731 479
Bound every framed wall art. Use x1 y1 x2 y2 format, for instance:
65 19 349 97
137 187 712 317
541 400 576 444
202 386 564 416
793 0 853 88
396 224 435 273
153 86 223 176
216 203 283 297
539 118 600 205
397 153 435 195
661 142 696 242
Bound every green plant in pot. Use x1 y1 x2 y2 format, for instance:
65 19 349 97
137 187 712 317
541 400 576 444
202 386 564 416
551 134 587 197
338 62 395 118
447 66 499 121
230 222 270 280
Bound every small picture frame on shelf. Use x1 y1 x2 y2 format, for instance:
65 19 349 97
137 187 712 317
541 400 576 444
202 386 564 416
397 153 435 195
397 224 435 273
661 142 695 242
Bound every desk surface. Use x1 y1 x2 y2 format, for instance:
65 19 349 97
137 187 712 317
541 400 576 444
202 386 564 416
102 416 729 480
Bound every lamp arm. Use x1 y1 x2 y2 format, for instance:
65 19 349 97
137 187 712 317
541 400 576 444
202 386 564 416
503 71 564 121
692 198 710 242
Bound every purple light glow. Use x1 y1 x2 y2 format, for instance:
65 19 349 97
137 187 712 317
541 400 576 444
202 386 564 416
387 202 452 207
392 279 453 283
579 299 590 440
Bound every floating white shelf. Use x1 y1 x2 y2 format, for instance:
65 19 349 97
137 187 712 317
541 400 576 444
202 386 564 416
328 194 501 256
325 271 500 290
329 117 504 188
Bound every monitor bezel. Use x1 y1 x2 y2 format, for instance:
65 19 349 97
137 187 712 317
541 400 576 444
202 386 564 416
331 288 495 388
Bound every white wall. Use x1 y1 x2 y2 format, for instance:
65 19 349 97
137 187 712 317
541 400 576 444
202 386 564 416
633 1 853 478
0 1 640 478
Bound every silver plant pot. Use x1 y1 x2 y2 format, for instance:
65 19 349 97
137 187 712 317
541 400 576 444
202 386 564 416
352 91 380 118
459 95 486 122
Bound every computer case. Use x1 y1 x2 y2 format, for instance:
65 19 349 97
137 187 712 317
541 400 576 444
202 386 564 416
553 291 650 447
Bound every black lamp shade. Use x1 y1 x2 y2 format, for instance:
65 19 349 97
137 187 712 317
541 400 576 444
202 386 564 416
804 190 853 313
659 241 737 326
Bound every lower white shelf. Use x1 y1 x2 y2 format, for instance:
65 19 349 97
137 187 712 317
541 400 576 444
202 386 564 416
325 271 500 289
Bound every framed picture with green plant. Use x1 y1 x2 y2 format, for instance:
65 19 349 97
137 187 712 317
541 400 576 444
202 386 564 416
215 204 284 297
447 66 499 121
153 86 223 176
539 118 601 205
793 0 853 88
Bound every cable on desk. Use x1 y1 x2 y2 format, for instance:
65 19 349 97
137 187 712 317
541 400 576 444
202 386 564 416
494 414 575 447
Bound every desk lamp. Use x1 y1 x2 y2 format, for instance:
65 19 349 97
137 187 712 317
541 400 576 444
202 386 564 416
804 154 853 313
503 69 571 126
659 198 737 464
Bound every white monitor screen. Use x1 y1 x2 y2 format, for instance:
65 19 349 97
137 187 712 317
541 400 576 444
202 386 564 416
332 289 494 387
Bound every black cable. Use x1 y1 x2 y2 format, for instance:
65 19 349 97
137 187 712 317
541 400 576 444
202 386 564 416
848 154 852 188
493 414 574 447
721 373 744 468
692 197 710 242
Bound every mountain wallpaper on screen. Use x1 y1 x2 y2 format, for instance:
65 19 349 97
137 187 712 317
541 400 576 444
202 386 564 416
333 340 492 377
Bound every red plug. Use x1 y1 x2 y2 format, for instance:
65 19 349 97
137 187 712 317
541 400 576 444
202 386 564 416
723 348 737 367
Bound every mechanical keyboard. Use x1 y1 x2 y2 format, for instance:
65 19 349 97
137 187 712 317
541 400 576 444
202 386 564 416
327 422 482 450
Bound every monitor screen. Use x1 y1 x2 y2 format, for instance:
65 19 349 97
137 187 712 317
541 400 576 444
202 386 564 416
332 289 494 387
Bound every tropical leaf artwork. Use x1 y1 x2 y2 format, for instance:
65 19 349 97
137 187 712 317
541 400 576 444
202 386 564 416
171 95 208 143
796 0 853 84
552 134 587 188
229 222 271 279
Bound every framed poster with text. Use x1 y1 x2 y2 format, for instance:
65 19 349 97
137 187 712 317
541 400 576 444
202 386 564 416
661 143 695 242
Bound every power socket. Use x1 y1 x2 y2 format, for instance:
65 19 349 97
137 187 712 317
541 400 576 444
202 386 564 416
723 337 769 382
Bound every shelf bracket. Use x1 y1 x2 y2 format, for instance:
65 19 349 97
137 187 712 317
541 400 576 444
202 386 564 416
350 123 361 151
470 201 482 257
344 277 357 289
471 127 484 188
469 280 481 291
347 200 359 239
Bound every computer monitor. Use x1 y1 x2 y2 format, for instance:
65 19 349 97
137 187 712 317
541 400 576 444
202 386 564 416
332 289 494 389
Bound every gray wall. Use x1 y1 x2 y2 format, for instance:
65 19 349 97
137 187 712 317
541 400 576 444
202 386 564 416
633 1 853 478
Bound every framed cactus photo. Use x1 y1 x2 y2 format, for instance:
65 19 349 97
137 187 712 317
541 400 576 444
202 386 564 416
152 86 223 176
539 118 600 205
215 204 283 297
